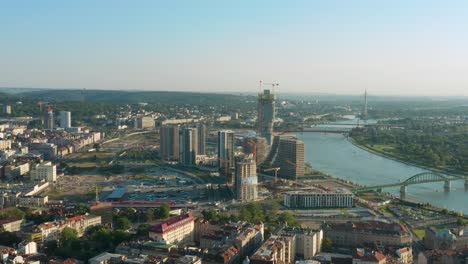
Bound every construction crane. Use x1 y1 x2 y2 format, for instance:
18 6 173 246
286 160 298 189
259 80 279 93
263 167 281 184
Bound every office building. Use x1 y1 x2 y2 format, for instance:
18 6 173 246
59 111 71 128
0 140 11 151
217 130 235 177
45 108 54 130
196 123 206 155
242 136 269 165
179 127 198 166
135 116 155 129
264 136 305 179
30 161 57 183
258 87 276 145
160 125 179 161
283 188 354 209
235 157 258 202
149 213 195 244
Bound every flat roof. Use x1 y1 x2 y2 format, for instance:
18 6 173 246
107 188 127 199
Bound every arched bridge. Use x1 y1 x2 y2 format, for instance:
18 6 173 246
353 172 465 195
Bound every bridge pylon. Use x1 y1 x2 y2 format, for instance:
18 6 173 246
444 180 451 192
400 185 407 199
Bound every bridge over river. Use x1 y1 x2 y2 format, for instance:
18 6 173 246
353 172 467 198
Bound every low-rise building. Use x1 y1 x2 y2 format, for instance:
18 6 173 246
0 217 22 232
250 235 295 264
322 221 412 248
149 213 195 244
283 188 354 209
30 161 57 182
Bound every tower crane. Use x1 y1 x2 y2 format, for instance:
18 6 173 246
263 167 280 184
259 80 279 93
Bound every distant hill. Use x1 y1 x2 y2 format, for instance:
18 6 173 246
16 89 255 106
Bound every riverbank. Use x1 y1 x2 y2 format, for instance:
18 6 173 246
347 137 465 178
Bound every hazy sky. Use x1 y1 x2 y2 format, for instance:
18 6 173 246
1 0 468 96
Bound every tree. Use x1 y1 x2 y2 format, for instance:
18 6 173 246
60 227 78 246
0 231 21 247
115 217 132 230
136 224 151 236
145 209 154 222
75 203 90 215
277 212 298 226
322 237 333 252
155 203 170 219
0 207 25 220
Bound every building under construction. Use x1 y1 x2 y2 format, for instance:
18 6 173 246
257 81 277 145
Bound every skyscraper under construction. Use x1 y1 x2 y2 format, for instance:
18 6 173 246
257 81 277 145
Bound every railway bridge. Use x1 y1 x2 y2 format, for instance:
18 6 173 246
353 172 466 199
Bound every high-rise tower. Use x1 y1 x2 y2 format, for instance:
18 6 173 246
196 123 206 155
217 130 235 178
257 81 277 145
235 157 258 202
60 111 71 128
45 108 54 130
363 90 368 120
160 125 180 161
179 127 198 166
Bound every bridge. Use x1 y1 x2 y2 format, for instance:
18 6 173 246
353 172 467 198
276 129 350 134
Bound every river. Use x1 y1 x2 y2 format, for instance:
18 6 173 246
294 119 467 214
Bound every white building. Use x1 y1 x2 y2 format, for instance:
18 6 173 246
149 213 195 244
60 111 71 128
0 140 11 150
30 161 57 182
283 188 354 209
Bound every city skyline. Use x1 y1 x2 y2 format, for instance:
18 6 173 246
2 1 468 96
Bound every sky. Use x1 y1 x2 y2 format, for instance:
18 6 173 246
1 0 468 96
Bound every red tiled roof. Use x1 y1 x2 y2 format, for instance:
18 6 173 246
0 217 22 225
151 213 194 234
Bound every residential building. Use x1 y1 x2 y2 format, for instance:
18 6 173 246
35 214 102 242
149 213 195 244
30 161 57 182
322 221 412 248
135 116 155 129
396 247 413 264
160 125 179 161
179 127 198 166
277 227 323 259
217 130 235 178
176 255 202 264
424 226 468 250
257 87 276 145
0 217 22 232
283 188 354 209
0 140 11 150
250 235 295 264
235 157 258 202
89 252 126 264
60 111 71 128
2 105 11 115
46 108 54 130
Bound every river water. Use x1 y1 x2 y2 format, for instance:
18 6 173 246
294 120 467 214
